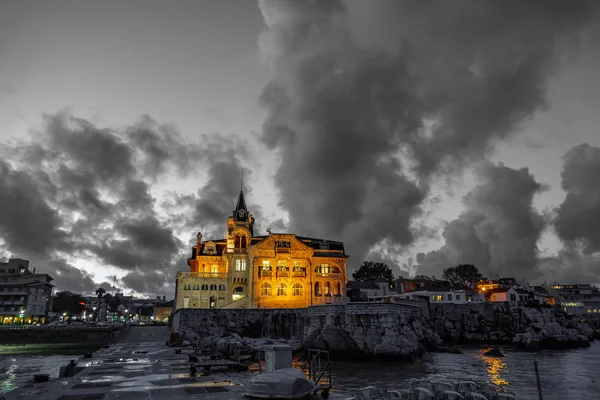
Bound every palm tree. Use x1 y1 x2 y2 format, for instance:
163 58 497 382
95 288 106 321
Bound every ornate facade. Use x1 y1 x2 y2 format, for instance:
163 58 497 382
175 191 348 309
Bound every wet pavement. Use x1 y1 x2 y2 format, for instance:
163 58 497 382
4 326 347 399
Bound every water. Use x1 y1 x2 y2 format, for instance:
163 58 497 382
0 344 102 394
331 343 600 400
2 343 600 398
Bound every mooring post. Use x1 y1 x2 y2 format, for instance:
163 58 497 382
534 361 544 400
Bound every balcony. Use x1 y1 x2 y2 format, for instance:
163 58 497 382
178 272 227 279
277 271 290 278
260 270 273 278
276 246 290 253
314 272 341 279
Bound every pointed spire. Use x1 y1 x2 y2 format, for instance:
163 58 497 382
233 190 248 221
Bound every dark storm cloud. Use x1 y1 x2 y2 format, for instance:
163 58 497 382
538 143 600 283
258 0 597 269
126 115 198 180
416 163 547 279
0 111 202 295
554 143 600 253
0 160 67 256
45 259 97 294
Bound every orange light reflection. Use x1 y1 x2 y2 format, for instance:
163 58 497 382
478 348 508 387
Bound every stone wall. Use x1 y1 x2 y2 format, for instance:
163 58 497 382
171 302 430 359
0 327 119 345
172 302 422 338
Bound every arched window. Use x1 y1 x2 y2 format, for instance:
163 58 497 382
261 282 272 296
324 282 332 296
219 284 226 291
331 266 341 273
201 284 208 290
210 284 217 291
292 283 303 296
335 282 341 296
193 284 200 290
184 284 190 290
315 264 330 274
314 282 321 296
233 286 244 301
277 283 287 296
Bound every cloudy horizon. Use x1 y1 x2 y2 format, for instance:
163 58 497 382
1 0 600 297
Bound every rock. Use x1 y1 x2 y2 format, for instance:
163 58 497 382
483 347 504 357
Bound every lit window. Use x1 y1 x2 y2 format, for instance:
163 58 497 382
432 295 443 301
211 265 218 276
315 264 330 274
233 287 244 301
277 283 287 296
262 260 271 270
261 283 272 296
293 283 303 296
293 261 302 271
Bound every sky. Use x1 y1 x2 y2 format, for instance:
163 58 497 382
1 0 600 297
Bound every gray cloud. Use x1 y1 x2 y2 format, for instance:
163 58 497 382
540 143 600 284
554 143 600 252
0 160 67 256
0 111 202 296
416 163 547 279
257 0 597 270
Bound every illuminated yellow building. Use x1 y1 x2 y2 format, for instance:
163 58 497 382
175 190 349 309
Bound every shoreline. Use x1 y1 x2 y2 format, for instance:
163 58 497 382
0 343 103 356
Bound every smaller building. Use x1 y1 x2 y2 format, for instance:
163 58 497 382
0 259 54 324
484 287 519 306
346 280 393 301
400 288 485 304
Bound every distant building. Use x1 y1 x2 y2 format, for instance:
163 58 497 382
153 299 174 323
175 190 349 309
0 258 54 324
484 287 519 306
346 281 392 301
550 284 600 314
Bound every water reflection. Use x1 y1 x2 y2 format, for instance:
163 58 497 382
0 362 18 393
478 348 508 387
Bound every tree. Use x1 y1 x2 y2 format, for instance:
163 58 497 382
95 287 106 321
352 261 395 282
95 287 106 299
442 264 483 286
103 293 122 312
52 291 85 315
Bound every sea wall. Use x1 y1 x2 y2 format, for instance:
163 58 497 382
171 302 438 359
430 303 596 350
0 327 122 345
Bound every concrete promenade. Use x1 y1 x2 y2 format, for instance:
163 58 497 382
4 326 349 400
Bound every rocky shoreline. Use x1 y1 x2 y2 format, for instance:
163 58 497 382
431 305 599 352
178 305 600 361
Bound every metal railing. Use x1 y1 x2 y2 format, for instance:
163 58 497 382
302 349 332 391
